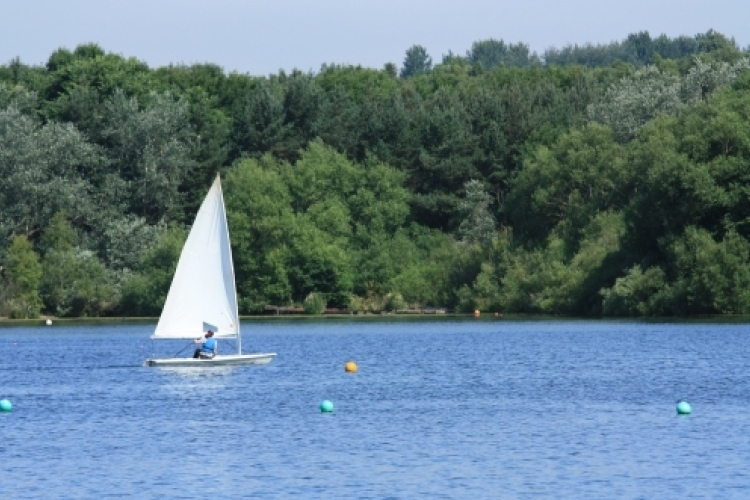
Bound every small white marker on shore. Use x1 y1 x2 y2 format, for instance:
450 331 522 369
45 319 52 326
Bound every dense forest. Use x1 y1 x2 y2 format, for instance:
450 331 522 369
1 29 750 318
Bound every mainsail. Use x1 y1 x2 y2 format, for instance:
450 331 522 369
153 175 240 340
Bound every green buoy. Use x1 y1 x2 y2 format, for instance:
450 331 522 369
676 401 692 415
319 400 334 413
0 399 12 412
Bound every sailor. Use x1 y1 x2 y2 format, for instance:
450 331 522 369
193 330 217 359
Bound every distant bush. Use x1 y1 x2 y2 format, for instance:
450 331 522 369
303 292 327 315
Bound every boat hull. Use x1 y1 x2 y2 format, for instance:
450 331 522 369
144 353 276 367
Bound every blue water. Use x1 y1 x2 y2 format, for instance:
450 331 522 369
1 318 750 499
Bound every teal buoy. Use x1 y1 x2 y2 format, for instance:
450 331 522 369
0 399 12 412
319 400 334 413
676 401 692 415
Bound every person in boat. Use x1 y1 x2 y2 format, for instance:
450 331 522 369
193 330 217 359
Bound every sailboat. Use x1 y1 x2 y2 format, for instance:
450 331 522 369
144 175 276 367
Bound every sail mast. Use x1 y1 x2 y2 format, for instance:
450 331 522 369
217 174 242 355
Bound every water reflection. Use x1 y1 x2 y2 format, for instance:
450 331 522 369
156 366 235 396
158 366 237 378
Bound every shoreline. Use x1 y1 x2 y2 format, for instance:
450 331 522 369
3 313 750 326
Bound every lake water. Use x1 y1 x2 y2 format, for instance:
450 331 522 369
1 318 749 499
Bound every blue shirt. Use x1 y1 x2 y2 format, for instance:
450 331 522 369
201 337 217 354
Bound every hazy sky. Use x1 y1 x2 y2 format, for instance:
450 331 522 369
1 0 748 76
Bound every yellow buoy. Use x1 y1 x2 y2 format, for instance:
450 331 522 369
345 361 358 373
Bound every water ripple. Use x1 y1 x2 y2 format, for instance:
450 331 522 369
1 319 749 498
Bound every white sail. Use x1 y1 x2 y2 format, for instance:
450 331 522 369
153 175 240 340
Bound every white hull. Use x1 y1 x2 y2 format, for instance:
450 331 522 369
144 353 276 367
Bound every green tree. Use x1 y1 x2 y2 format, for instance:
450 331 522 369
589 65 682 142
400 45 433 78
667 227 750 314
466 39 538 69
506 123 629 250
622 104 744 262
73 43 106 60
179 87 231 220
601 265 668 316
1 235 43 318
98 216 165 271
230 79 288 161
119 226 186 316
277 72 324 160
40 211 77 254
46 47 75 72
303 291 327 314
389 228 456 307
225 157 295 311
0 106 101 248
0 83 38 113
627 31 654 63
681 58 749 103
101 90 195 224
589 58 749 142
456 180 496 245
496 211 625 314
39 211 78 314
408 87 480 229
40 212 113 316
44 48 153 103
287 219 353 307
695 30 742 62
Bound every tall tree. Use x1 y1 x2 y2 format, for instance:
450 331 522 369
224 156 296 311
400 45 433 78
101 90 195 224
40 212 113 317
456 180 496 245
466 39 537 69
0 106 100 248
230 79 288 161
1 235 43 318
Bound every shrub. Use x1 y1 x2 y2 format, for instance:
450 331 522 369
303 292 327 315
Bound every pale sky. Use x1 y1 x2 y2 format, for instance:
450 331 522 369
1 0 748 76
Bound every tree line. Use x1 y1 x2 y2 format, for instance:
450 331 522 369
1 29 749 318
